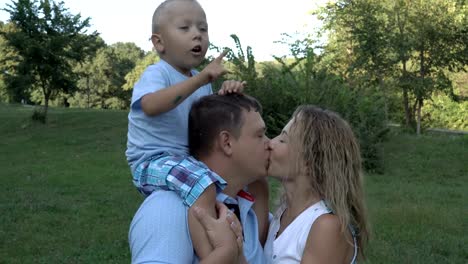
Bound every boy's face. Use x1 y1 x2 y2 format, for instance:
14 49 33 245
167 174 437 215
153 1 209 75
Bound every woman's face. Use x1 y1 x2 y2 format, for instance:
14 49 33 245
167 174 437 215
267 118 295 180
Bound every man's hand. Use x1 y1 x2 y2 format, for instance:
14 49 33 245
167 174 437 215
200 50 229 84
218 80 247 95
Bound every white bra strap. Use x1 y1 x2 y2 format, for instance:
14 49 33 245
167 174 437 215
349 226 358 264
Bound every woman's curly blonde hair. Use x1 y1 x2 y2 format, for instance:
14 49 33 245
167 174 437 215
287 105 369 259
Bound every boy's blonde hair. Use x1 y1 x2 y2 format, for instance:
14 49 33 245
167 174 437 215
287 105 369 259
151 0 201 34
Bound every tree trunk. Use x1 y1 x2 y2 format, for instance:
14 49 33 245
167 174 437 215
403 87 410 126
86 75 90 108
41 80 49 123
402 61 411 127
396 7 412 127
378 74 388 122
416 98 422 135
43 90 50 124
417 47 425 135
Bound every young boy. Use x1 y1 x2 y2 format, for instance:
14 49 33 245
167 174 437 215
126 0 251 259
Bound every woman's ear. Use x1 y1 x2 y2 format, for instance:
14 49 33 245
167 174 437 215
218 131 233 156
151 33 164 54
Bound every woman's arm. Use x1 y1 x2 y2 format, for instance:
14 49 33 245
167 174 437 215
301 214 353 264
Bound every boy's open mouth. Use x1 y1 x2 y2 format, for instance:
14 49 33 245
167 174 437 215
191 45 202 53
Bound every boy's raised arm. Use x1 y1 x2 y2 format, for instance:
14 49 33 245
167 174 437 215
141 51 228 116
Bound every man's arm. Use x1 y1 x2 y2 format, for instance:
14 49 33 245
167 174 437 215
247 178 270 246
129 191 194 264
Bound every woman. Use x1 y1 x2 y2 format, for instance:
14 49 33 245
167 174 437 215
263 105 369 263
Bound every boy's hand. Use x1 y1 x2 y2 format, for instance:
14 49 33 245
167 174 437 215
193 202 241 253
201 50 229 83
218 80 247 95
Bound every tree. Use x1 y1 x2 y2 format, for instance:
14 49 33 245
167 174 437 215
123 51 159 92
71 43 144 109
220 34 388 171
402 0 467 134
71 36 105 108
316 0 467 134
1 0 100 121
0 20 22 103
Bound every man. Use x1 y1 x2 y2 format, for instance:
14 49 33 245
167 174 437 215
129 93 270 263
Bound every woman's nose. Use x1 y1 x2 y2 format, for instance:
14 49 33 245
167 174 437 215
267 139 274 150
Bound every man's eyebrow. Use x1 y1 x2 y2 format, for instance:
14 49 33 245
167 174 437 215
281 130 288 135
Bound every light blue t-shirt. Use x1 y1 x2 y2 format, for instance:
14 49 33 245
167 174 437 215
126 60 212 173
129 190 267 264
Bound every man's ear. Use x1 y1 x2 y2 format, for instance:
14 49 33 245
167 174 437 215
151 33 164 54
218 131 233 156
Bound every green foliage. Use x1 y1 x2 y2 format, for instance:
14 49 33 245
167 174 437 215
220 35 388 171
1 0 100 120
422 94 468 130
123 51 159 91
315 0 468 134
70 42 145 109
31 107 46 123
0 21 23 103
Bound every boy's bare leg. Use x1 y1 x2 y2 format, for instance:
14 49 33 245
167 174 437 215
188 184 217 259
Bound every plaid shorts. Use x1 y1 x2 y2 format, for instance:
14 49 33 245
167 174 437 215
133 153 227 207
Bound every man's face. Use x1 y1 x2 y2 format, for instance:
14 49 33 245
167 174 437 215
231 109 270 183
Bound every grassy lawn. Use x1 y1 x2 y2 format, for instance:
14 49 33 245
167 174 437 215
0 104 466 263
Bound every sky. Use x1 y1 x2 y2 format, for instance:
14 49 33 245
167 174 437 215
0 0 328 61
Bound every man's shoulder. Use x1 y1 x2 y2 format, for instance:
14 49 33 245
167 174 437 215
129 191 195 263
131 191 189 230
138 191 188 215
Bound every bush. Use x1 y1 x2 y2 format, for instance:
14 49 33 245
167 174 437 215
221 35 388 172
31 107 46 123
422 95 468 131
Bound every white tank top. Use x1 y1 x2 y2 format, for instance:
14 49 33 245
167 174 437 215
263 200 357 264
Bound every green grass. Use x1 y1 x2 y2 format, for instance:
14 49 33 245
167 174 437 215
0 104 140 263
363 130 467 263
0 104 467 263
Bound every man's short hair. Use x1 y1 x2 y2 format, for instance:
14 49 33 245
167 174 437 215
188 93 262 158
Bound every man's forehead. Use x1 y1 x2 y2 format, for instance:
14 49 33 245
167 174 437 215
242 110 265 130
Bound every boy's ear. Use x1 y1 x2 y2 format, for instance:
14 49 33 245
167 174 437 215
218 131 233 156
151 33 164 54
